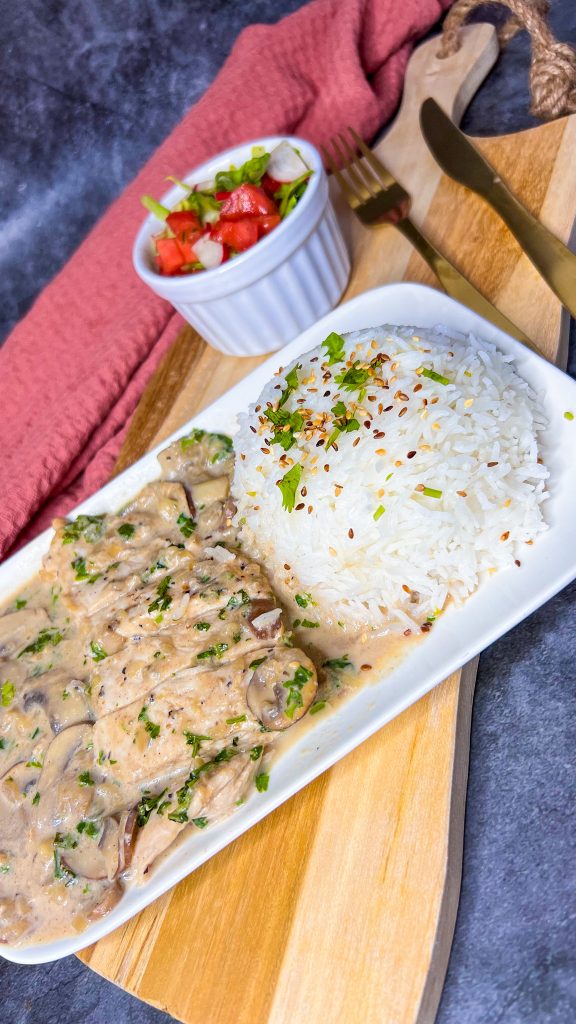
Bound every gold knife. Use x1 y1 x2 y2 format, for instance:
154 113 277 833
420 98 576 319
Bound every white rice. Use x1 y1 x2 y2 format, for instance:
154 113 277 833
232 325 549 633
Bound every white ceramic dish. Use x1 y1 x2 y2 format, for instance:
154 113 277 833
132 136 350 356
2 283 575 964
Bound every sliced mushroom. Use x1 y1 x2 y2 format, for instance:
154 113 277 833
35 724 95 833
118 808 138 873
62 818 120 880
0 608 50 658
86 883 123 922
38 724 92 793
247 601 283 640
246 649 317 731
22 671 93 733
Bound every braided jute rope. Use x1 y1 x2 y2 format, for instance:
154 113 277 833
438 0 576 120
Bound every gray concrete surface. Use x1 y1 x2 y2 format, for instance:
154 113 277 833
1 1 574 1021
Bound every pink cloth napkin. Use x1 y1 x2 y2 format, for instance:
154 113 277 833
0 0 450 560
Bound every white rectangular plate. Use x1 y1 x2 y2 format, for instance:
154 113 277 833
2 283 575 964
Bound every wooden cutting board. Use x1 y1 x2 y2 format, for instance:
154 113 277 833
78 24 576 1024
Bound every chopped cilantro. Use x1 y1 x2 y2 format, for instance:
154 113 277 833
278 364 301 408
276 463 302 512
1 681 15 707
71 556 101 584
148 575 173 615
90 640 108 662
226 589 249 609
15 598 27 610
418 367 450 385
298 619 319 629
77 820 100 838
18 628 63 658
322 656 353 671
194 622 211 631
197 643 229 661
54 832 78 850
177 512 196 538
249 657 267 670
255 773 269 792
283 665 313 719
61 514 105 545
249 745 263 761
309 701 326 715
322 331 346 365
335 363 370 393
78 771 94 787
118 523 136 538
184 732 211 757
137 788 168 827
192 816 209 829
138 706 160 739
32 792 40 805
295 593 314 608
53 848 76 885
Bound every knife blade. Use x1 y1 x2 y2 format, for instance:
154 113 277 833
420 98 576 319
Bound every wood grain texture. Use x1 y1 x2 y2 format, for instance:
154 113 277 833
78 25 575 1024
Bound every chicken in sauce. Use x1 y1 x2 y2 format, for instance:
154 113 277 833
0 429 317 947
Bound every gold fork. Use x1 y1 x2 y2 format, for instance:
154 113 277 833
323 128 536 351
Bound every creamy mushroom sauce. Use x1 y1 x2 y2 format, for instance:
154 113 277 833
0 430 324 948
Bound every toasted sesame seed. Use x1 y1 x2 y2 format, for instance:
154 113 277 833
360 664 372 671
457 490 467 497
430 396 439 405
394 459 403 467
352 437 360 447
487 461 498 467
295 503 305 511
250 426 257 434
335 484 343 496
261 448 270 455
363 420 371 429
323 390 331 397
421 623 431 632
316 438 325 447
284 564 291 570
329 547 337 556
399 407 408 417
403 629 412 636
348 528 354 539
402 584 411 594
375 448 386 456
415 483 424 492
515 559 521 567
384 405 393 412
407 451 416 459
374 430 385 439
324 464 330 472
394 390 408 401
240 453 246 461
308 505 313 514
464 398 474 408
500 531 510 541
413 383 422 392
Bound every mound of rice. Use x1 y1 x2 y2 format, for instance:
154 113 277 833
232 325 549 634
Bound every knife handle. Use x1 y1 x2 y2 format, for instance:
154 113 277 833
488 180 576 310
397 217 540 353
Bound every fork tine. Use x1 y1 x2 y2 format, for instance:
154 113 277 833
348 127 394 190
321 144 359 206
337 131 382 195
331 134 373 201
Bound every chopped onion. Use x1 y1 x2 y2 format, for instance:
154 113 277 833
193 235 224 269
267 141 309 183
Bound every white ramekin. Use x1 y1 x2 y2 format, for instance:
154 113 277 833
132 136 350 356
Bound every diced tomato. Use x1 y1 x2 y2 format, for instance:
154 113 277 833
155 237 184 275
211 218 259 252
261 172 283 197
219 184 278 221
166 210 200 234
253 214 281 238
175 228 203 263
215 190 232 202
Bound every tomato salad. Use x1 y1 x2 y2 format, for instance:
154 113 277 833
141 142 312 276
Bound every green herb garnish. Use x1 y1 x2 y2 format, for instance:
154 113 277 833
226 590 250 610
54 832 78 850
250 745 263 761
118 523 136 538
421 486 442 499
90 640 108 662
283 665 313 719
418 367 450 385
197 643 229 661
249 657 267 670
148 575 173 615
322 332 346 366
335 363 370 393
76 820 100 838
1 681 15 707
295 593 315 609
177 513 196 538
78 771 94 787
18 628 63 658
15 598 27 610
184 732 211 757
373 505 385 521
255 773 269 792
226 715 247 725
322 656 353 671
309 701 326 715
138 706 160 740
137 788 168 827
276 463 302 512
61 514 105 545
278 363 302 409
53 848 76 885
192 816 209 829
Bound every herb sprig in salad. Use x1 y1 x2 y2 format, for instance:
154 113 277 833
142 142 312 277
